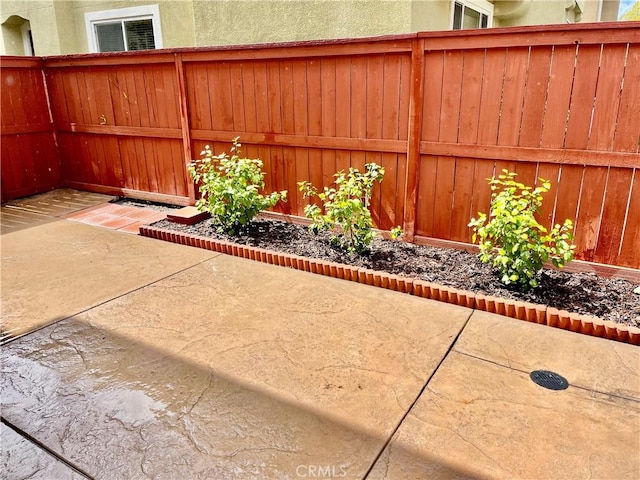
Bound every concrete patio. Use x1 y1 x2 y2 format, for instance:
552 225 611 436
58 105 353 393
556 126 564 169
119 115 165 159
1 191 638 479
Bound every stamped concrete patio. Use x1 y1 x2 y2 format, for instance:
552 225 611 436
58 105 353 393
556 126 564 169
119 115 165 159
1 191 638 479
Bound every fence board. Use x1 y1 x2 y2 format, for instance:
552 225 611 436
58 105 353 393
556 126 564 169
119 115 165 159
476 49 505 145
519 46 552 148
536 163 561 230
416 155 438 237
564 45 601 149
422 51 444 142
432 156 456 239
540 45 576 149
439 51 463 144
450 157 476 241
619 170 639 265
594 168 634 264
587 44 626 151
458 49 484 144
573 166 608 261
614 44 640 153
1 63 60 201
497 47 528 146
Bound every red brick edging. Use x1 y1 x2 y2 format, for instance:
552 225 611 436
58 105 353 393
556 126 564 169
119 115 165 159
140 225 640 346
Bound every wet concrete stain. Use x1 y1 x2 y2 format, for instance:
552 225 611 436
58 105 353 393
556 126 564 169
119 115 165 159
1 319 381 479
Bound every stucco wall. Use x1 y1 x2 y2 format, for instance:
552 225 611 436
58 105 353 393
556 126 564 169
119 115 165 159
192 0 416 46
1 1 59 55
411 0 452 31
0 0 624 56
69 0 195 52
494 0 610 27
0 0 195 56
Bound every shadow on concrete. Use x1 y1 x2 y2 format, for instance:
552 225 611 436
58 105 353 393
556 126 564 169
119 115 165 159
1 315 478 480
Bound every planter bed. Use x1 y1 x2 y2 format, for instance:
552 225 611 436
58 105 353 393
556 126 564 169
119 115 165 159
140 217 640 346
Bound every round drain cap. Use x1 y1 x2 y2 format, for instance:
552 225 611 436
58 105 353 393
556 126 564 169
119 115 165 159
530 370 568 390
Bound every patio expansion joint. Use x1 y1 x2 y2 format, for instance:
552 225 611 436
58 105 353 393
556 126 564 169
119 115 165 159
0 417 94 480
361 309 474 479
452 349 640 404
1 254 221 347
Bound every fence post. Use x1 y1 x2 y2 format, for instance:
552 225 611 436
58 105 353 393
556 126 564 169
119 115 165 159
174 53 196 204
402 37 425 242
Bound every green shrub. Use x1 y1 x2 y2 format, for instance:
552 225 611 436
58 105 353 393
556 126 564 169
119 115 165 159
298 163 402 253
188 137 286 233
468 170 575 289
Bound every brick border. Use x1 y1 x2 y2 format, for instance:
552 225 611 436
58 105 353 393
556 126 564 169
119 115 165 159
140 225 640 346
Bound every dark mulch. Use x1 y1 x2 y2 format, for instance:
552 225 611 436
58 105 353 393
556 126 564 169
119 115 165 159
151 217 640 328
112 197 182 212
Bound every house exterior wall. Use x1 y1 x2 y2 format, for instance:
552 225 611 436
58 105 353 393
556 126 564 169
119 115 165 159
493 0 618 27
192 0 415 46
0 0 622 56
1 1 59 55
0 0 195 56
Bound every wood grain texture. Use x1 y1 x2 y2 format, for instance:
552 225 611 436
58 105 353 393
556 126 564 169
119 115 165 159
3 24 639 267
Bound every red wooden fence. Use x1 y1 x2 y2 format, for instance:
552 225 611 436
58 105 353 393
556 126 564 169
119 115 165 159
1 57 60 201
1 23 639 269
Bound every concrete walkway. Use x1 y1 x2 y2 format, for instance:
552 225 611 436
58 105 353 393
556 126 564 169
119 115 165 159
1 191 638 479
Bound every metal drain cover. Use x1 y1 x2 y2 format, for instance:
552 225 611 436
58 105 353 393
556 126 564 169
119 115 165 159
530 370 569 390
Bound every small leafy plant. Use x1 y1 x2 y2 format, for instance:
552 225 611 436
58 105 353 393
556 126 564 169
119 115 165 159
298 163 402 253
468 170 575 289
188 137 286 233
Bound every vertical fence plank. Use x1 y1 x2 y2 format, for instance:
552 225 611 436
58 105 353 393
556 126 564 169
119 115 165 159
403 39 425 241
618 170 639 267
573 166 608 261
320 58 337 186
350 56 367 171
564 44 602 149
553 165 584 236
439 50 464 144
519 46 552 148
334 56 351 173
536 163 561 231
476 49 505 145
497 47 528 146
175 54 195 203
540 45 576 149
613 44 640 153
366 54 384 226
588 44 626 152
450 157 475 242
458 49 484 144
229 62 246 133
594 168 634 264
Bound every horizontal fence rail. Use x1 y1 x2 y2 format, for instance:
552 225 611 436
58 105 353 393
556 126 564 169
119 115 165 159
1 23 639 269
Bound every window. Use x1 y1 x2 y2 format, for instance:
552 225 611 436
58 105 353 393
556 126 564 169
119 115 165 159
452 0 493 30
21 21 35 56
85 5 163 53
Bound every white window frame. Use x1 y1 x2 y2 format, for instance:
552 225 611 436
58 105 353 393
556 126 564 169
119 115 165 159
85 4 163 53
450 0 494 30
20 21 34 56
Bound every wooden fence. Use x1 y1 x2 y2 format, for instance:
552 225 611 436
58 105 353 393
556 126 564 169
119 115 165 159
1 23 639 268
1 57 60 201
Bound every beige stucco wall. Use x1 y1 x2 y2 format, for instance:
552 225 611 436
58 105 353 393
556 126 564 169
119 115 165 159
0 0 195 56
192 0 418 46
69 0 195 52
412 0 452 31
1 1 59 55
493 0 619 27
0 0 624 56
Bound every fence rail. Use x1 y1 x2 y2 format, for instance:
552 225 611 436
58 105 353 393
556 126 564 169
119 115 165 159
1 22 639 268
